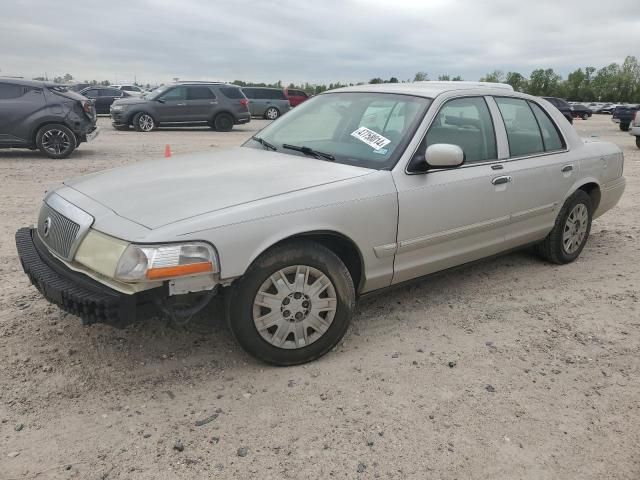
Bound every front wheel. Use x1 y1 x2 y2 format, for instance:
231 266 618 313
535 190 592 264
226 240 355 365
36 124 77 159
133 112 156 132
264 107 280 120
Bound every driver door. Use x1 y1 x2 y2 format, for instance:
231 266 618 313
391 96 513 283
155 86 188 122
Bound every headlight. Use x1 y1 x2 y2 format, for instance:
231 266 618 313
115 242 218 282
111 105 125 112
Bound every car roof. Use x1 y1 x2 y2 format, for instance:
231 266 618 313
242 86 282 90
330 81 514 98
0 77 59 88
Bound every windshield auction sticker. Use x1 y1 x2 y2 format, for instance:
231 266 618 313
350 126 391 150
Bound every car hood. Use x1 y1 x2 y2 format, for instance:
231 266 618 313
63 147 373 229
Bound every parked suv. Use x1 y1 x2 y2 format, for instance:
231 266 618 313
611 104 639 131
80 86 129 114
542 96 574 124
0 78 98 158
571 104 592 120
111 84 145 97
241 87 291 119
110 82 250 132
284 88 310 107
628 110 640 148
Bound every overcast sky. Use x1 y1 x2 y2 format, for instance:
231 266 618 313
2 0 639 85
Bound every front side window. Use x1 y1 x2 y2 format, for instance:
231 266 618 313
244 92 430 170
424 97 497 164
495 97 544 157
159 86 186 101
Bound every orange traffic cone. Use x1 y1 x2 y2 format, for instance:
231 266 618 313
164 144 172 158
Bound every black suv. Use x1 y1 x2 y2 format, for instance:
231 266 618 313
0 78 98 158
110 82 251 132
612 104 639 131
542 97 574 124
79 86 130 114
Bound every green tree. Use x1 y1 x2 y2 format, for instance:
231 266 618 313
480 70 504 83
369 77 384 84
505 72 527 92
527 68 562 96
438 74 450 81
388 77 399 83
413 71 429 82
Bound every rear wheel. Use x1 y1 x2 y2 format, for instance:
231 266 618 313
133 112 156 132
36 124 77 159
620 123 630 132
581 113 589 120
264 107 280 120
213 113 234 132
226 240 355 365
536 190 592 264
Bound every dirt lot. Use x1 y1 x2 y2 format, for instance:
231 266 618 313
1 115 638 480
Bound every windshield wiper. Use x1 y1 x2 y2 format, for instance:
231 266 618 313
252 136 277 151
282 144 335 161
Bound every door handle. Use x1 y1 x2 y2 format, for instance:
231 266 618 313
561 164 573 173
491 175 512 185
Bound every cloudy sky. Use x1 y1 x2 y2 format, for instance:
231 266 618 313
1 0 639 85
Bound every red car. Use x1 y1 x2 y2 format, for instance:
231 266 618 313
284 88 310 107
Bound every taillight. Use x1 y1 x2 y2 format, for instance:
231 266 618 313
81 100 93 115
240 98 249 107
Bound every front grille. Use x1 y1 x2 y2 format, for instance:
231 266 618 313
37 203 80 259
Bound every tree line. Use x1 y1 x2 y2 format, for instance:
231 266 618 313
31 55 639 103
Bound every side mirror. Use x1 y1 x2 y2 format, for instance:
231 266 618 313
425 144 465 168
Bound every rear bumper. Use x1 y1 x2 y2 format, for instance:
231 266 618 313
235 113 251 125
15 227 161 327
594 177 626 219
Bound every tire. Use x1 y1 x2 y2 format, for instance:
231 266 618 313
36 124 77 159
620 123 629 132
133 112 156 132
226 240 355 365
264 107 280 120
535 189 592 264
636 136 640 149
213 113 234 132
581 113 589 120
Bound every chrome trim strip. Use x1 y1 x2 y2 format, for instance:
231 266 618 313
397 215 510 253
40 192 94 261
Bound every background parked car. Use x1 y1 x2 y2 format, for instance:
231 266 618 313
598 103 617 114
284 88 310 107
542 96 574 124
629 111 640 148
111 84 145 97
80 86 130 114
612 104 639 131
0 78 98 158
571 104 592 120
241 87 291 119
110 81 250 132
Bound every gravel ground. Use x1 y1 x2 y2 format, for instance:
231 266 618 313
1 115 638 480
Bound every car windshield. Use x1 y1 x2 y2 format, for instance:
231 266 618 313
243 92 431 169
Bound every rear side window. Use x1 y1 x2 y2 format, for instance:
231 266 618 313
0 84 25 99
268 89 286 100
188 86 216 100
495 97 544 157
529 102 565 151
425 96 497 163
84 89 100 97
100 89 119 97
220 87 244 99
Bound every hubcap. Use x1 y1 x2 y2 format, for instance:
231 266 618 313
139 114 154 131
42 129 70 155
266 108 278 119
563 203 588 254
252 265 337 349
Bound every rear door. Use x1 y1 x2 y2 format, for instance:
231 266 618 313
0 83 46 145
492 96 573 248
185 86 217 121
155 86 188 122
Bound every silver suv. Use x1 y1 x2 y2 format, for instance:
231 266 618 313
241 87 291 119
16 82 625 365
110 82 251 132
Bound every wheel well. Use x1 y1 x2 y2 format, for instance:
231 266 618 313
31 121 72 145
268 232 364 292
214 110 234 121
578 182 601 211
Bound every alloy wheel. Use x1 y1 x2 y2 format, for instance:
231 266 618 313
138 114 154 131
562 203 588 254
41 129 71 155
252 265 337 349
